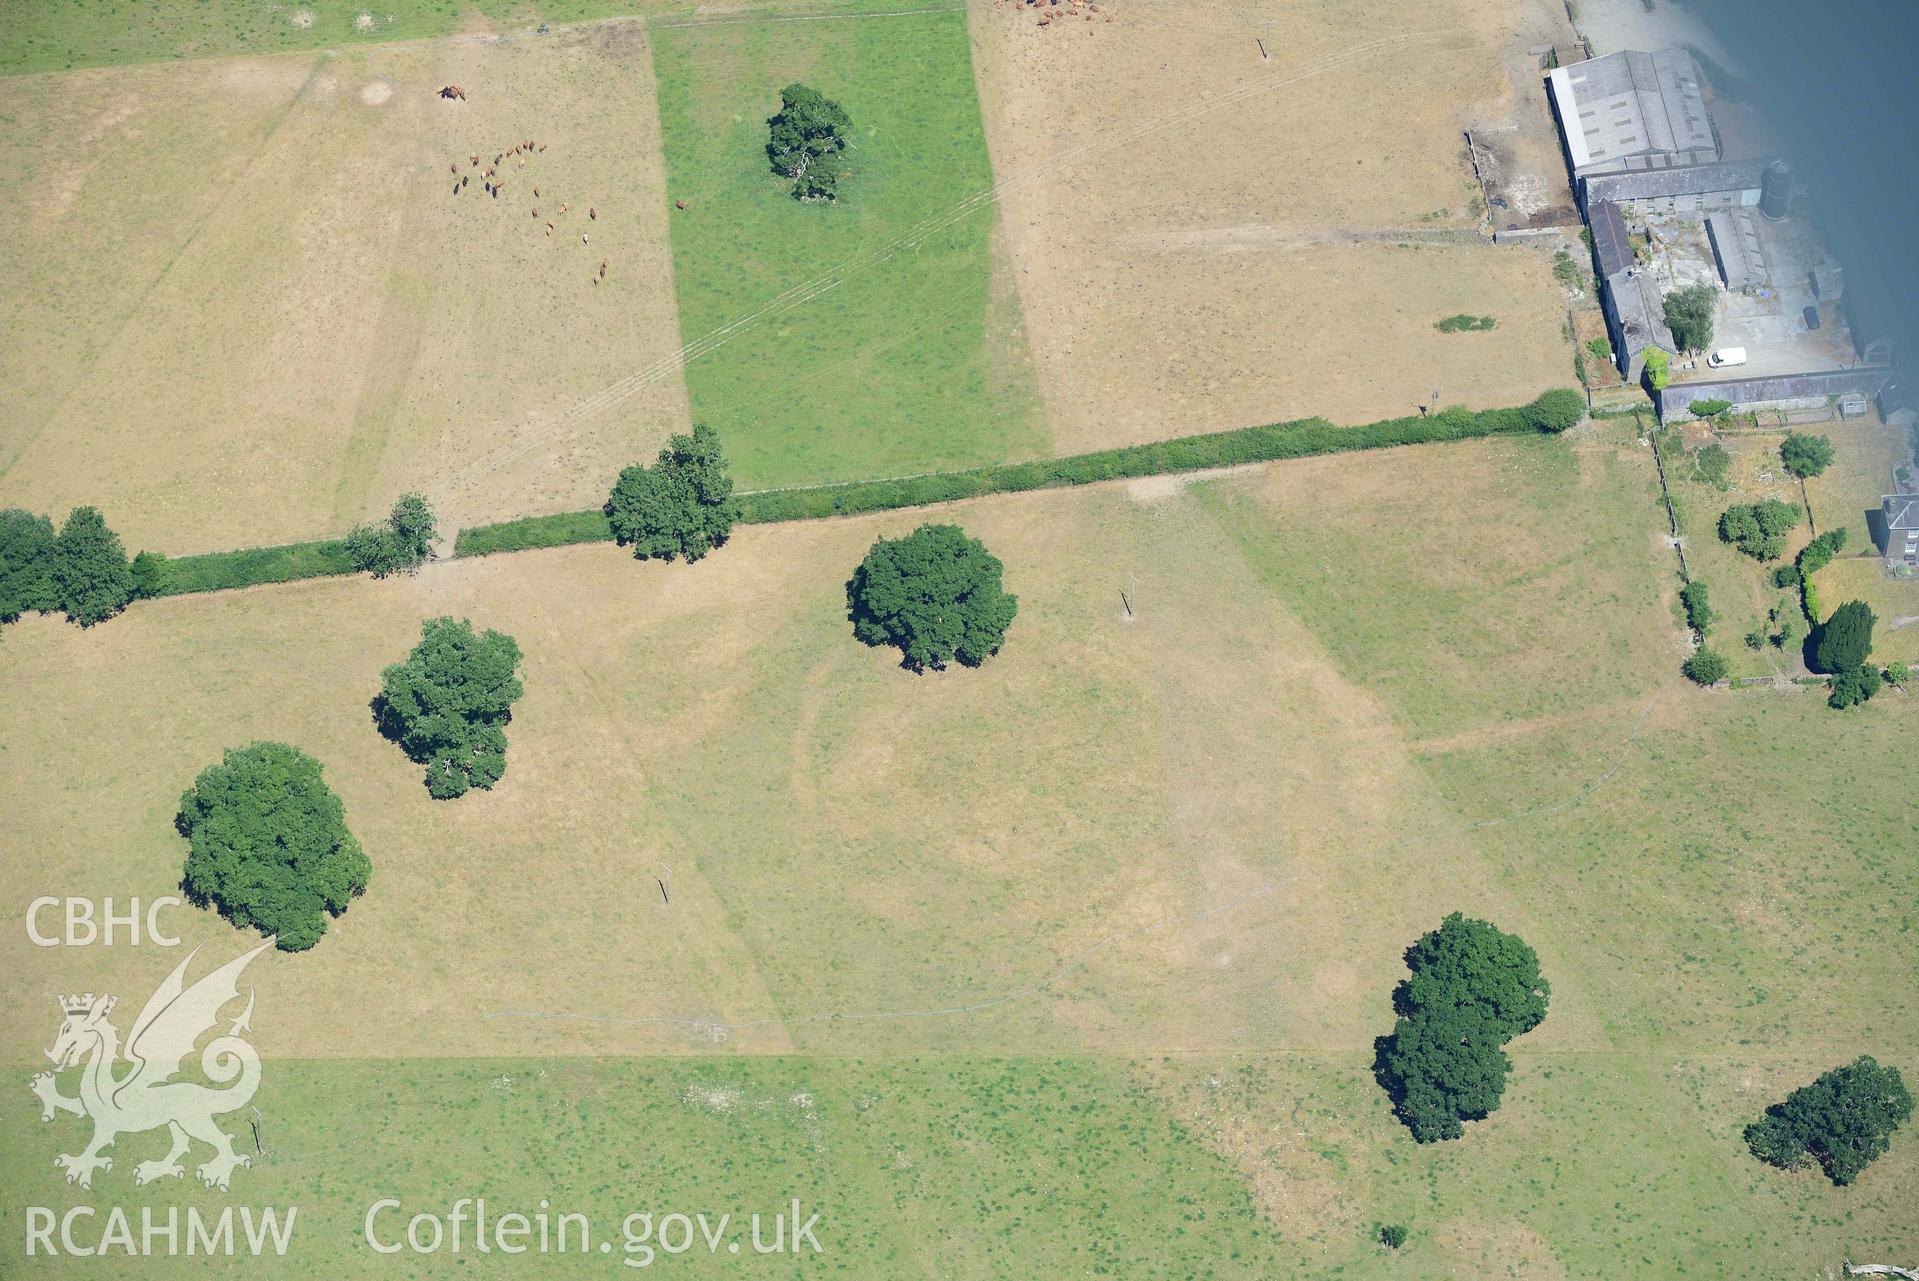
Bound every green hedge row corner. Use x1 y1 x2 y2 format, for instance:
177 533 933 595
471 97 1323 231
453 389 1586 558
144 539 358 597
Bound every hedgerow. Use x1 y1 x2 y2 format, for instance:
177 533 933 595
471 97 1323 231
144 539 358 597
455 391 1586 558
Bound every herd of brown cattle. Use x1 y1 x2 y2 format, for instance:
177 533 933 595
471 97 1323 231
446 132 621 281
438 83 699 282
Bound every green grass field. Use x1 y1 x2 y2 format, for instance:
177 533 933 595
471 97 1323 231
0 1055 1292 1277
649 7 1044 488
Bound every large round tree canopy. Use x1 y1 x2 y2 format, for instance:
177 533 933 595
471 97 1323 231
846 523 1018 671
375 616 524 800
177 742 370 952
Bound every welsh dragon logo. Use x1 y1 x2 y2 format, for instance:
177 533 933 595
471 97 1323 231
30 941 269 1191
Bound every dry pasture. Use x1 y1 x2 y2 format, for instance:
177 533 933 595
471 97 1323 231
969 0 1581 453
0 20 688 555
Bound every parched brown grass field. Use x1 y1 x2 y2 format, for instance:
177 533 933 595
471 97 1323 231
0 20 689 554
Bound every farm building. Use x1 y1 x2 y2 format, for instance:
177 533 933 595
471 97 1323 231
1589 199 1674 381
1885 493 1919 569
1547 49 1718 180
1705 209 1766 291
1579 158 1770 217
1656 367 1899 421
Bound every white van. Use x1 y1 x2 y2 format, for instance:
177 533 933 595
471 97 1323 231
1707 347 1748 368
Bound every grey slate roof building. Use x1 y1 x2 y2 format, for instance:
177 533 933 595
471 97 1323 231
1548 49 1718 178
1579 159 1771 212
1587 199 1674 380
1657 366 1899 419
1590 199 1636 279
1705 209 1766 290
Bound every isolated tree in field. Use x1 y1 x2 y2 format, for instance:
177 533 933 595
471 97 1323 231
847 523 1018 671
1779 432 1835 479
605 424 739 562
1718 498 1802 561
1373 913 1549 1142
1745 1056 1912 1185
1682 647 1729 685
347 493 438 577
177 742 370 952
1813 600 1876 673
1662 282 1717 353
0 508 58 624
766 83 851 201
376 616 524 799
52 506 135 627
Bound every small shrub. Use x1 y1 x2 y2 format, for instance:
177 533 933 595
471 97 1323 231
1682 648 1728 685
1885 662 1910 688
1552 248 1587 292
1585 336 1613 363
1771 565 1800 590
1690 443 1732 488
1678 579 1713 637
1379 1224 1408 1249
1687 397 1732 418
1435 314 1496 333
1644 347 1671 391
129 550 168 600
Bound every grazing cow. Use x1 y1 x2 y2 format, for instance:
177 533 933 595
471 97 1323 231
674 199 685 211
470 154 479 166
532 208 539 218
545 222 554 236
450 162 459 174
598 258 607 279
581 233 588 245
533 186 539 198
589 207 597 221
558 203 568 215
